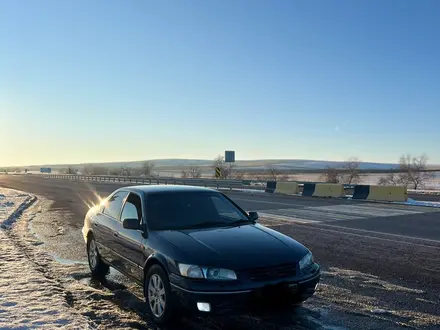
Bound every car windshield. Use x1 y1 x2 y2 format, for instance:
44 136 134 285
146 192 251 230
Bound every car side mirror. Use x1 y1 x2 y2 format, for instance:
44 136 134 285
122 218 140 230
248 211 259 221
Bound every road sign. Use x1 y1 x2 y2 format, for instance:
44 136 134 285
215 167 221 178
40 167 52 173
225 150 235 163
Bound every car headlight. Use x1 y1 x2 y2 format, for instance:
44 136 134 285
178 264 237 280
178 264 204 279
206 267 237 280
299 252 314 270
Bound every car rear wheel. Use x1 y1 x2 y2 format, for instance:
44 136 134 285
144 265 177 325
87 235 109 278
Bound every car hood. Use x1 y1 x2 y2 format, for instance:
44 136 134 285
154 224 309 270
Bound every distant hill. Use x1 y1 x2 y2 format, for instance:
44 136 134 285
21 158 401 172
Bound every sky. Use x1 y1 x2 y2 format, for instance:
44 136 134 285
1 0 440 167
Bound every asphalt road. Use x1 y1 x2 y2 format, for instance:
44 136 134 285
2 174 440 329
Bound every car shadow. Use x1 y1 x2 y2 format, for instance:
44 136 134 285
78 273 323 330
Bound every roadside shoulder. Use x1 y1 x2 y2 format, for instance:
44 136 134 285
0 188 93 329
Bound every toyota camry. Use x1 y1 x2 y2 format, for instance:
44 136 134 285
82 185 320 325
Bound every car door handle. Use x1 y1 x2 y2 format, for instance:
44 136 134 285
93 223 99 227
113 232 119 237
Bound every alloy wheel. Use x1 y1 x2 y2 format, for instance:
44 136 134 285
148 274 166 318
88 239 98 270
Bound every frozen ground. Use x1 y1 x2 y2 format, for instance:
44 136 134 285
0 188 92 329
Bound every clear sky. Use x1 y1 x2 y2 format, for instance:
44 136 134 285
1 0 440 166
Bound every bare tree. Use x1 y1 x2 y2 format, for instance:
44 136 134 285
378 172 403 186
321 167 342 183
140 161 155 177
399 154 434 190
120 165 133 177
63 165 76 174
188 166 202 178
343 157 361 184
65 166 76 174
377 154 434 189
266 166 279 181
212 155 231 179
181 166 202 178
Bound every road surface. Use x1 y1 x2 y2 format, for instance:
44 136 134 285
1 174 440 329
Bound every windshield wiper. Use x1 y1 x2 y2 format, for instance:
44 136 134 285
182 219 255 230
224 219 255 227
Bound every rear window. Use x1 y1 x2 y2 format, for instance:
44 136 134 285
145 192 249 230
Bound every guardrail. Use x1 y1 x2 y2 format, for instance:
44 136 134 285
39 174 361 190
36 174 428 200
41 174 260 191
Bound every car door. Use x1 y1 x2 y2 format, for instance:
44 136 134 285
94 190 129 265
113 192 146 281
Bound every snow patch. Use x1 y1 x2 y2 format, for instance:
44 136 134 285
0 188 93 329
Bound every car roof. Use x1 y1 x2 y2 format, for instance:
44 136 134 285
120 185 218 195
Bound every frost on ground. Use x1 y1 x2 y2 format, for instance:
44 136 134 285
0 189 34 228
0 188 93 329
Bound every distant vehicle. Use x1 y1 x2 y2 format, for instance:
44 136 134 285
82 185 320 325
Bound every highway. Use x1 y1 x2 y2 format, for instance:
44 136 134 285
1 174 440 329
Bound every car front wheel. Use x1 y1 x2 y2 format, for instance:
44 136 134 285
144 265 176 325
87 235 109 278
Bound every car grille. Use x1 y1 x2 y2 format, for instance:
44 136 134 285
245 263 296 281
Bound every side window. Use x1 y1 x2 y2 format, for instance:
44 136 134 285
103 191 128 220
121 193 142 223
211 195 243 220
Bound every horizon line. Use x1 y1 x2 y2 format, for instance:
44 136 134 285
1 157 407 168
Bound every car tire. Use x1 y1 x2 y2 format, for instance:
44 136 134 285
87 235 109 278
144 265 177 325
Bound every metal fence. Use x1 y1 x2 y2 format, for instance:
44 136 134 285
39 174 362 191
41 174 261 190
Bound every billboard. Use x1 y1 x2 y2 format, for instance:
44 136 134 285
40 167 52 173
225 150 235 163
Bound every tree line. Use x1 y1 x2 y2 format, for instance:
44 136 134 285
66 161 157 177
319 154 434 190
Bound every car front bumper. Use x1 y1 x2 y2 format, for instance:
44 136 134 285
170 271 320 315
